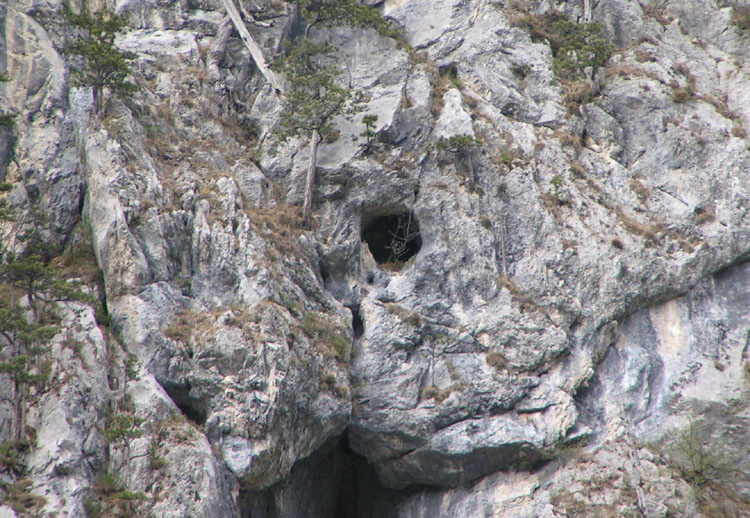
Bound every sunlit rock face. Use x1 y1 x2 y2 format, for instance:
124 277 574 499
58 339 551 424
3 0 750 516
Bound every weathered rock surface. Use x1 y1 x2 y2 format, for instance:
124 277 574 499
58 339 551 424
349 257 750 518
2 0 750 516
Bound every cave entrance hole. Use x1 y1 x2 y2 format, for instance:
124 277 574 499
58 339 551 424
161 380 208 426
239 434 406 518
361 212 422 266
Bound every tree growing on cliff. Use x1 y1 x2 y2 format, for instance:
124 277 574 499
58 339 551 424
0 304 57 442
63 2 135 113
272 39 358 227
0 196 91 443
293 0 402 39
274 0 402 226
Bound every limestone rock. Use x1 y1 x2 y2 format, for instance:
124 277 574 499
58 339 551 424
4 0 750 515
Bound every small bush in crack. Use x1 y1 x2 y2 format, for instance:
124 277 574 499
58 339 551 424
103 412 144 445
0 114 15 128
148 440 167 471
302 311 350 361
512 10 615 113
0 440 30 475
87 473 148 518
665 420 736 488
732 5 750 31
0 478 46 515
435 134 482 152
0 72 14 126
657 419 750 515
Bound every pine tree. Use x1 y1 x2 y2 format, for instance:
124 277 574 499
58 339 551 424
0 304 57 441
272 39 358 226
274 0 401 226
0 193 91 442
361 114 378 146
63 2 135 113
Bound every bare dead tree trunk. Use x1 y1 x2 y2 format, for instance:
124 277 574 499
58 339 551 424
93 85 102 114
220 0 284 95
302 129 320 227
12 379 21 441
500 214 508 278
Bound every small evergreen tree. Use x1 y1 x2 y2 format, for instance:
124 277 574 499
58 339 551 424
0 192 91 442
273 40 352 143
275 0 401 226
63 2 135 113
361 114 378 146
0 304 57 441
272 39 359 226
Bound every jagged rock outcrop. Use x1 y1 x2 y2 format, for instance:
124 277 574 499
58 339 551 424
2 0 750 516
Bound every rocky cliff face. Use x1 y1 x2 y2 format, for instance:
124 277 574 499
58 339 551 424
2 0 750 516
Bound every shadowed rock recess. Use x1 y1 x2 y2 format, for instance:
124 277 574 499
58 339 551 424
2 0 750 516
361 212 422 264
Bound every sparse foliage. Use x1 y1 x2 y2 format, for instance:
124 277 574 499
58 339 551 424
550 175 563 195
436 134 482 189
0 440 30 475
272 40 354 142
87 473 147 518
667 420 735 487
361 114 378 145
0 478 46 515
0 296 57 441
435 134 482 152
661 420 748 516
292 0 402 40
0 114 15 129
148 440 167 470
302 310 350 361
63 2 135 113
517 11 614 80
274 0 402 226
0 72 15 127
0 187 93 448
103 412 144 445
513 10 615 113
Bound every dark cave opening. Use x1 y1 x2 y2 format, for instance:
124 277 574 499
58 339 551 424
161 380 208 426
361 212 422 265
320 263 331 289
239 434 406 518
348 305 364 339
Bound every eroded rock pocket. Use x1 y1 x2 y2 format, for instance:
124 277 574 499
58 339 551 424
361 212 422 266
